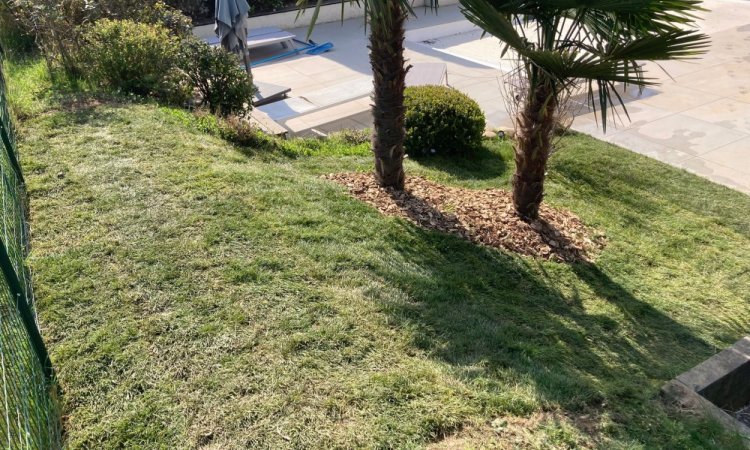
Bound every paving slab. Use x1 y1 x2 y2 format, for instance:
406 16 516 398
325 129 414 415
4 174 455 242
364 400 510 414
682 98 750 134
699 137 750 174
676 154 750 194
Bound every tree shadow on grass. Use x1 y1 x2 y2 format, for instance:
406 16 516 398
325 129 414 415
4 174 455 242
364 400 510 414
371 221 720 444
549 143 750 237
32 98 124 130
410 143 511 182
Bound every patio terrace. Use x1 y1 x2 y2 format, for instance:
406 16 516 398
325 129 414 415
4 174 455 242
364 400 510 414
199 0 750 194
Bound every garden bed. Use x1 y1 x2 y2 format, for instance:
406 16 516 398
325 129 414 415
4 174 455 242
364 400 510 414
324 172 605 262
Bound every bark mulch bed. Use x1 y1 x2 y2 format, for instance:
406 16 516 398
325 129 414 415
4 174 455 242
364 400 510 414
324 173 606 262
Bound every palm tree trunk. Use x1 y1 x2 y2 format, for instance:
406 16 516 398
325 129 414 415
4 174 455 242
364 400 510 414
369 1 408 190
512 76 557 220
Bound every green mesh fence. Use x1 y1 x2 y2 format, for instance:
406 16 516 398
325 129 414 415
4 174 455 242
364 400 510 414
0 47 62 449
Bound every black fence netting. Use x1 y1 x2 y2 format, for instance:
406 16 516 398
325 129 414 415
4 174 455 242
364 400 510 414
0 46 62 449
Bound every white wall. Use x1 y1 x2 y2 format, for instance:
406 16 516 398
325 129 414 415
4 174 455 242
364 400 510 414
193 0 460 37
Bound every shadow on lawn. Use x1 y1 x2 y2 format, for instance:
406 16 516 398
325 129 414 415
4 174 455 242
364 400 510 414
549 146 750 237
373 222 716 441
36 97 127 129
411 143 510 182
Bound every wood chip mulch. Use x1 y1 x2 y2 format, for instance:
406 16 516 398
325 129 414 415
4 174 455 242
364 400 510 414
324 173 606 262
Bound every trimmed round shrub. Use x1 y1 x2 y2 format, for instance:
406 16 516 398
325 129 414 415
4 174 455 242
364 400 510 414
177 38 256 117
404 85 485 156
80 20 180 98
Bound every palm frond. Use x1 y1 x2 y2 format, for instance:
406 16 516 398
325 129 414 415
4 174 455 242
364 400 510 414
459 0 710 130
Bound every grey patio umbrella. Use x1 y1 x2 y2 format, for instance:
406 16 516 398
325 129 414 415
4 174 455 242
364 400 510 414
215 0 252 75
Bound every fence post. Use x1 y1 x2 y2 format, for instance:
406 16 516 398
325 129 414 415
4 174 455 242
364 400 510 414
0 105 24 184
0 238 53 380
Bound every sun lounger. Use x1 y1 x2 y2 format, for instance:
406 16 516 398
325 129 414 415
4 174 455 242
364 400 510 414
248 28 296 50
406 63 449 87
252 81 292 107
201 27 296 50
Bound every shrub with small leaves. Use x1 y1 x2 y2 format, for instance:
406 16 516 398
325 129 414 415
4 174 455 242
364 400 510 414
217 115 268 148
404 85 485 156
330 128 370 145
6 0 191 78
0 5 35 55
80 20 182 99
139 1 193 37
178 38 256 117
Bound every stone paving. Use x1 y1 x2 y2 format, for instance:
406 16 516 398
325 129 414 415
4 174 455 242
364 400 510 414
249 1 750 194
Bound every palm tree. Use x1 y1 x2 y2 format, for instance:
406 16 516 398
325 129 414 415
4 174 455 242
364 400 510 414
458 0 710 219
299 0 435 189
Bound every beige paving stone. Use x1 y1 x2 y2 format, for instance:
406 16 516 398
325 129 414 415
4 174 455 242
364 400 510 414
681 98 750 135
636 83 723 114
675 63 750 103
698 28 750 66
626 114 747 156
575 103 674 131
676 156 750 194
307 69 367 84
603 131 696 165
283 97 372 134
698 137 750 175
695 0 750 34
641 59 720 81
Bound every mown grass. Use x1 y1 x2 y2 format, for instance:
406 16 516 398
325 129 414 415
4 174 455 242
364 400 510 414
9 58 750 449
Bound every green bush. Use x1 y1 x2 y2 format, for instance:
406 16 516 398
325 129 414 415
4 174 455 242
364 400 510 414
78 21 255 112
80 20 183 100
177 38 256 117
6 0 190 79
0 5 35 55
403 85 485 156
139 1 193 37
330 128 370 146
217 115 266 147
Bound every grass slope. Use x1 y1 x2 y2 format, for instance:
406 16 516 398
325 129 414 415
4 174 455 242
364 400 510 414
9 59 750 449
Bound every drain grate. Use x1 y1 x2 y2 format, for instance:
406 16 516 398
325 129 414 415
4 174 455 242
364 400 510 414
662 337 750 439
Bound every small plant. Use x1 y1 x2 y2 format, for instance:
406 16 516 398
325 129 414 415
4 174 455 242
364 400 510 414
177 38 256 117
330 128 370 145
186 109 280 152
79 20 181 99
217 115 267 148
403 85 485 156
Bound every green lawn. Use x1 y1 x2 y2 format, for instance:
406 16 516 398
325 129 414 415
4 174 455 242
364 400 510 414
9 59 750 449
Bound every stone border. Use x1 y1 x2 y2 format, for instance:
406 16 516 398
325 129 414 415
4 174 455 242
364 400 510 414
250 109 288 137
662 337 750 446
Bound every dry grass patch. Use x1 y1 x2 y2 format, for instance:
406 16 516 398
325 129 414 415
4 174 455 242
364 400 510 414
429 411 601 449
